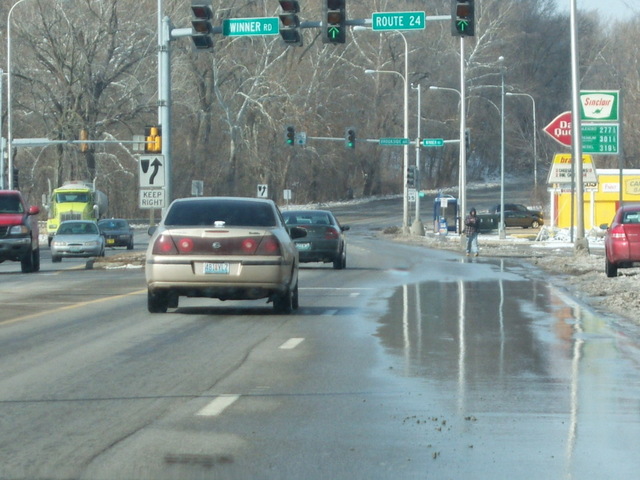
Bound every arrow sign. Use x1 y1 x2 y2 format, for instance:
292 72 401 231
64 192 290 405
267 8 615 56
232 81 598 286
543 111 572 147
139 155 165 187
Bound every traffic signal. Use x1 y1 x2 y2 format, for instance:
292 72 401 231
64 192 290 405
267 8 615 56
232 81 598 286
145 126 162 153
406 166 417 188
345 128 356 149
79 129 89 153
278 1 302 46
451 0 475 37
285 126 296 146
323 0 346 44
190 1 214 49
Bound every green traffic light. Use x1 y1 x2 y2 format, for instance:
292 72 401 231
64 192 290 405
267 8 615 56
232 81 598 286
456 19 469 31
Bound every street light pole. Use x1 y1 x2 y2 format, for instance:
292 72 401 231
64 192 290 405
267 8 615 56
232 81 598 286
506 92 537 190
499 56 506 239
459 37 467 233
365 66 409 233
0 69 4 189
6 0 31 190
411 83 423 234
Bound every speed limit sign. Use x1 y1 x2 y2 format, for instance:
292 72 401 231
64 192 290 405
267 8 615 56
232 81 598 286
257 184 268 198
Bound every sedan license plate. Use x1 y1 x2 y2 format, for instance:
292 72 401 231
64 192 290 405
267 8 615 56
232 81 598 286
70 246 83 253
203 262 230 274
296 242 311 251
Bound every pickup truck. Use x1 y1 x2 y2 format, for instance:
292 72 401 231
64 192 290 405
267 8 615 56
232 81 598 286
476 203 544 231
0 190 41 272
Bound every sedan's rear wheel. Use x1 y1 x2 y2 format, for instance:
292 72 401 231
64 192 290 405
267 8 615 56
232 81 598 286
333 248 346 270
273 287 294 314
605 256 618 278
292 283 299 310
148 289 169 313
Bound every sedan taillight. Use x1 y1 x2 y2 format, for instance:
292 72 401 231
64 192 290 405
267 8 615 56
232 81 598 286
324 227 340 240
176 237 194 253
610 225 627 240
152 234 178 255
256 235 281 255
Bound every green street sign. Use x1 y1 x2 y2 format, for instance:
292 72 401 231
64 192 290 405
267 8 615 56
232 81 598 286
380 138 410 146
422 138 444 147
372 11 426 31
581 124 619 154
223 17 280 37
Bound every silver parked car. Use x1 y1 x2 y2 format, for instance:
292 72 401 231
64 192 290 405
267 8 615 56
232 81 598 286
145 197 307 313
50 220 105 262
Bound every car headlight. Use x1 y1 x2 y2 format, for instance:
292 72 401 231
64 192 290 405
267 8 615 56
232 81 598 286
9 225 29 235
52 241 67 247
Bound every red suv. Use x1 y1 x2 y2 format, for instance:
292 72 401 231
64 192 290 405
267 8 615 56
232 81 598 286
0 190 41 272
603 203 640 277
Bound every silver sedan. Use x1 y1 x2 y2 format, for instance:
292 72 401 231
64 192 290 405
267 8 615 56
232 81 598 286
145 197 307 313
50 220 105 262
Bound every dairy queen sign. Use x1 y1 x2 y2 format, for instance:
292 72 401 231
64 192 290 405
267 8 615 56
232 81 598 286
543 111 573 147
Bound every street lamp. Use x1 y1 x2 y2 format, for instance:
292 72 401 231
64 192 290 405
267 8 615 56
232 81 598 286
498 56 506 239
429 85 465 233
365 65 410 233
506 92 538 190
411 83 424 235
6 0 34 190
0 69 5 189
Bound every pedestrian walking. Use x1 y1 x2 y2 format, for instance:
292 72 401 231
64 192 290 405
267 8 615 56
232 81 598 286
464 208 479 256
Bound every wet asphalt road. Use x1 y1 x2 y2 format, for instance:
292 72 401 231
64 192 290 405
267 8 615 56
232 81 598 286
0 196 638 479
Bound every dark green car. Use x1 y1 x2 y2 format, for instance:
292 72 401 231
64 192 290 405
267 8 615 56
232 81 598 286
282 209 349 269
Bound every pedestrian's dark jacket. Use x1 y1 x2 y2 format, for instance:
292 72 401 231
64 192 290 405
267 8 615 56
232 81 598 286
465 212 479 235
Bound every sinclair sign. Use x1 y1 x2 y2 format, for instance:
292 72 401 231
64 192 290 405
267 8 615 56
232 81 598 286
580 90 619 122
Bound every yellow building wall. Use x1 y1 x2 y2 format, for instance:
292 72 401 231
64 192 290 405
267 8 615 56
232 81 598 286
555 169 640 229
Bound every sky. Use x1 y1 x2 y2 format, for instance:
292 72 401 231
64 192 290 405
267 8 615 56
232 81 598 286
563 0 633 20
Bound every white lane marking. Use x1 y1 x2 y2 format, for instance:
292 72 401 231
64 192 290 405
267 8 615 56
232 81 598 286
279 338 305 350
196 394 240 417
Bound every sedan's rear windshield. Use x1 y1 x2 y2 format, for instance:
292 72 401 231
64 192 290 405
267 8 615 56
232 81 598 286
623 211 640 224
164 200 276 227
283 212 332 225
